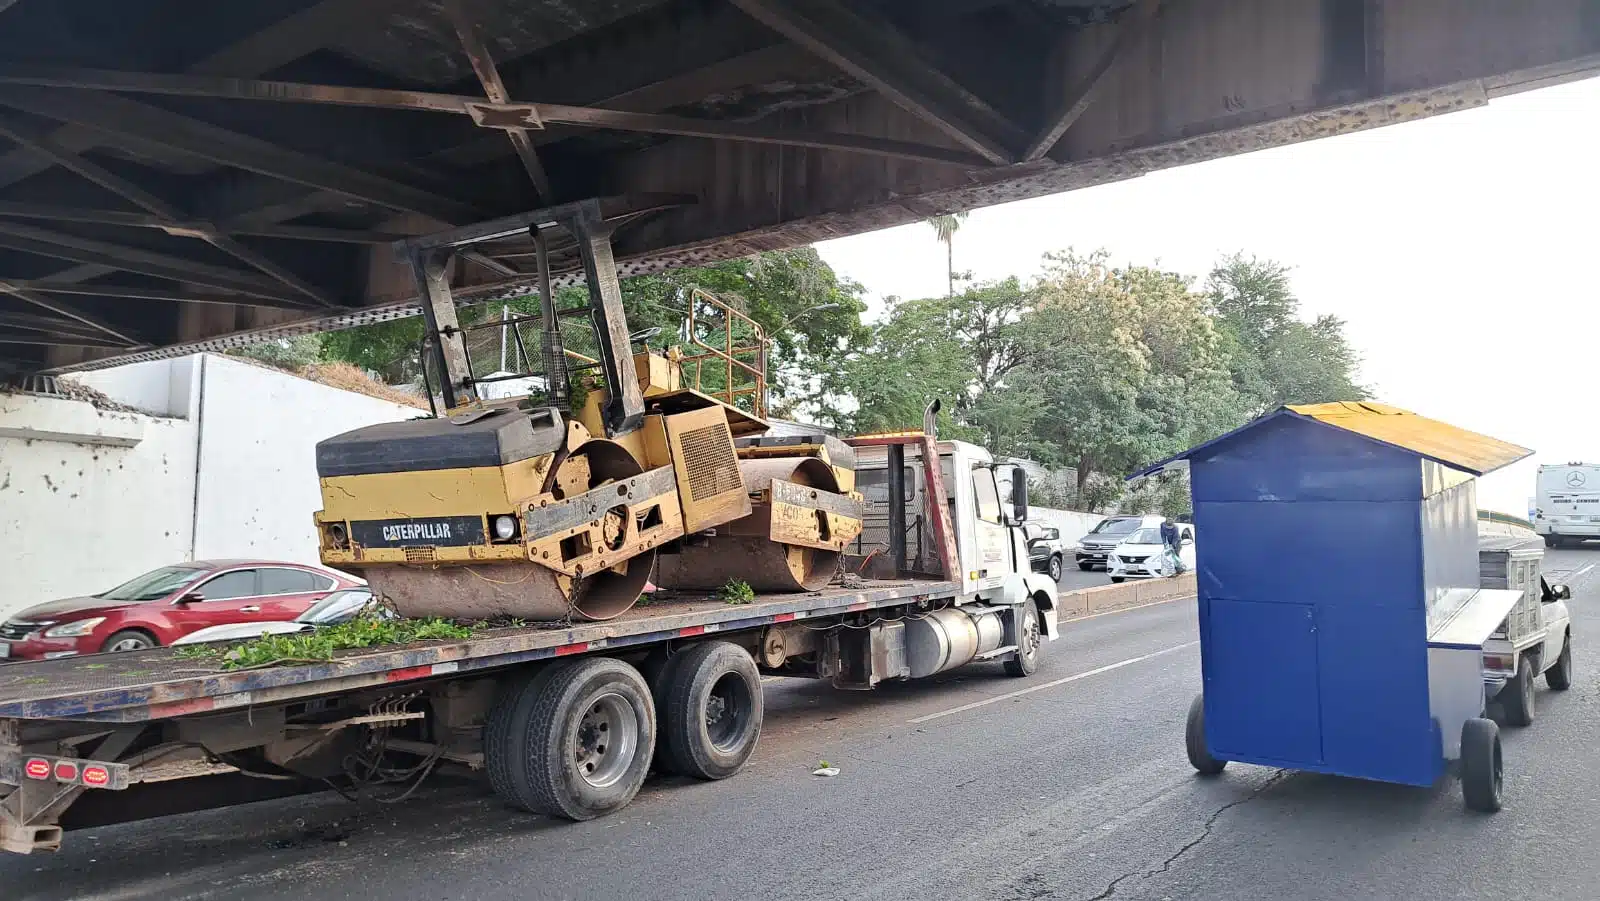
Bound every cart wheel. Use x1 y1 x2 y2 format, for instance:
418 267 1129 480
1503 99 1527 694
1501 656 1535 727
1185 694 1226 776
1460 717 1503 813
1546 634 1573 691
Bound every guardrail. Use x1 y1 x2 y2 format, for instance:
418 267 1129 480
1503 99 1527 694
1056 573 1196 620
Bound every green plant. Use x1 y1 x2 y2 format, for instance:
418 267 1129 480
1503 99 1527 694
187 616 474 670
719 580 755 604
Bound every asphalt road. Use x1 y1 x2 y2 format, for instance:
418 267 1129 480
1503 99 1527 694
7 549 1599 901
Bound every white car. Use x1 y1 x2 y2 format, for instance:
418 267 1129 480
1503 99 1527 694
172 588 375 645
1106 524 1194 583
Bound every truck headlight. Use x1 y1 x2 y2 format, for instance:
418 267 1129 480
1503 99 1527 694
44 617 106 638
493 515 518 541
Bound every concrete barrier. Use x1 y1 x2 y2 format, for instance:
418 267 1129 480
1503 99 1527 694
1055 573 1196 620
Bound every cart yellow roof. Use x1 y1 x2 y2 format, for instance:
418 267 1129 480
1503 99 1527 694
1284 402 1531 476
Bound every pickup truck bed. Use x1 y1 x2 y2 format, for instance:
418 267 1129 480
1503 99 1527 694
0 579 956 723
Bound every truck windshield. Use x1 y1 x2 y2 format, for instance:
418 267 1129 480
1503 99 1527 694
96 566 208 601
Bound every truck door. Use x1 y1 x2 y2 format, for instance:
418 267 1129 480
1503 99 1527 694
970 465 1009 591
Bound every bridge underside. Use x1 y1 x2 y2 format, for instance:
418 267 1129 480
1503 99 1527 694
0 0 1594 374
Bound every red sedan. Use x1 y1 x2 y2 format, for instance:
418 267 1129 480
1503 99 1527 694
0 560 362 661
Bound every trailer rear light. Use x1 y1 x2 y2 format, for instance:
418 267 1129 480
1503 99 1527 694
1483 654 1514 672
81 765 110 787
52 761 79 782
24 758 50 780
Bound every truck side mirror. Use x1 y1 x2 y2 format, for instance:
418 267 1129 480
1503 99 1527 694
1008 464 1029 524
1549 583 1572 601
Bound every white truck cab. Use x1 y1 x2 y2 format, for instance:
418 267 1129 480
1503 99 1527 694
1534 463 1600 547
854 439 1062 637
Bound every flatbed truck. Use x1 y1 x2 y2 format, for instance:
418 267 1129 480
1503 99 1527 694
0 425 1059 854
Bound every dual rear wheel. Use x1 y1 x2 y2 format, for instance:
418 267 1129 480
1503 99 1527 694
484 640 763 820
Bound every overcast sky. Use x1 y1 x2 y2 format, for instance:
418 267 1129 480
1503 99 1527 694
814 77 1600 517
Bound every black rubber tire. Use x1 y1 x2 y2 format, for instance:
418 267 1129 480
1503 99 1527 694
1077 561 1094 571
513 657 656 820
1547 634 1573 691
1110 576 1125 584
484 665 558 804
1460 717 1503 813
1501 656 1535 727
1186 694 1227 776
1003 598 1041 678
658 641 763 780
1047 555 1063 582
1544 534 1558 548
100 629 158 653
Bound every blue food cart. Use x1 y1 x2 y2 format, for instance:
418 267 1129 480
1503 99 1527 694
1131 402 1532 811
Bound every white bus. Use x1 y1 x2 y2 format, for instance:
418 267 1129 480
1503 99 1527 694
1534 463 1600 547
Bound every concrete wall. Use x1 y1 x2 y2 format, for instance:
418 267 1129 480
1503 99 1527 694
2 354 417 620
0 393 197 620
189 355 420 563
1030 507 1106 544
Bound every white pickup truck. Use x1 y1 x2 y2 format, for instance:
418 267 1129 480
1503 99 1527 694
1479 537 1574 726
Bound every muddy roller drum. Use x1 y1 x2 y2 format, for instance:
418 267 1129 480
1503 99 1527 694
656 457 860 594
368 440 656 622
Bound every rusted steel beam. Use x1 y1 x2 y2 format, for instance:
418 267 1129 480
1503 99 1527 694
0 67 989 168
0 331 130 349
0 85 485 225
18 281 315 311
443 0 552 202
0 203 396 243
0 279 141 345
0 117 337 308
0 222 307 303
0 310 112 339
1024 0 1162 162
726 0 1021 164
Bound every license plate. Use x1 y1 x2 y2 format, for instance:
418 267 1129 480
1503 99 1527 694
350 515 487 548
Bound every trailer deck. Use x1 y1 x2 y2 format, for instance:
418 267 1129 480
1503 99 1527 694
0 579 957 723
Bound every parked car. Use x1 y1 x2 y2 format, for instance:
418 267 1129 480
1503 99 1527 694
172 587 377 646
0 560 362 660
1106 524 1195 582
1074 514 1165 571
1026 525 1073 581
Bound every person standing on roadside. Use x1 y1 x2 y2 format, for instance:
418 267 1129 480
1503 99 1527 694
1159 518 1182 576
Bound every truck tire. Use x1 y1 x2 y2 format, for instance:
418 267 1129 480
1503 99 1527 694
1185 694 1227 776
1460 717 1503 812
657 641 763 780
513 657 656 820
1544 534 1558 548
1047 555 1063 582
1502 656 1535 727
1003 598 1041 677
1547 634 1573 691
484 666 558 804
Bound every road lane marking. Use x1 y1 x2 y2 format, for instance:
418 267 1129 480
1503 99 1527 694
1571 564 1594 584
907 641 1199 724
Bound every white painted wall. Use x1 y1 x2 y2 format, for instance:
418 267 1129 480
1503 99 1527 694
0 393 197 620
2 354 417 620
1028 507 1106 545
189 355 421 563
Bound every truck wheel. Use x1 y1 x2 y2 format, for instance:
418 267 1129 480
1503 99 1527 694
1501 656 1535 727
1460 717 1503 812
1047 555 1063 582
1185 694 1227 775
513 657 655 820
657 641 763 780
1547 635 1573 691
484 666 558 804
1003 598 1042 677
1544 535 1557 548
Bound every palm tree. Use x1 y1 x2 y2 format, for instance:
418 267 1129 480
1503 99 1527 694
926 212 968 297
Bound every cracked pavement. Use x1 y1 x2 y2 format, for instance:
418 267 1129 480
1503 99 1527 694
7 549 1600 901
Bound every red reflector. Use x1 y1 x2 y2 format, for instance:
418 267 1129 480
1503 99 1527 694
81 765 110 787
24 759 50 780
53 761 79 782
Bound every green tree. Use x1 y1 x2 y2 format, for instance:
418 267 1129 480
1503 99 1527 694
1205 253 1367 412
926 213 969 297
